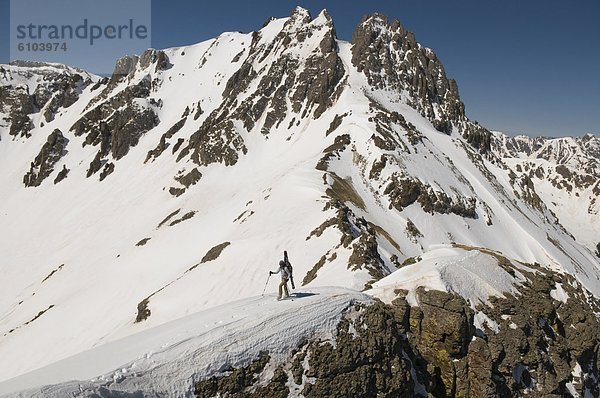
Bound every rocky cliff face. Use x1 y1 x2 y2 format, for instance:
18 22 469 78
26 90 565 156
0 62 95 138
23 129 68 187
194 250 600 398
350 14 491 152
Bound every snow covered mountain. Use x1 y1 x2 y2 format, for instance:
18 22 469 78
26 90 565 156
493 132 600 253
0 7 599 397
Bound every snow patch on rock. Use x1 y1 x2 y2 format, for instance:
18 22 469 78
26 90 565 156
368 246 523 307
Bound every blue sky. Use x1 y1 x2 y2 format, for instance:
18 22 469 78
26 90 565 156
1 0 599 137
6 0 151 76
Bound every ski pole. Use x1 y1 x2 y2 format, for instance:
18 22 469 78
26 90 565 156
261 273 271 296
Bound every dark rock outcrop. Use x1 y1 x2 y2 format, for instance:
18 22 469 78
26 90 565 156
384 176 477 218
135 298 151 323
139 49 171 73
53 165 70 184
37 73 86 123
99 162 115 181
195 352 289 398
71 76 159 177
1 63 92 138
305 201 391 287
168 211 196 227
368 100 421 149
408 288 475 397
326 112 348 136
201 242 231 263
175 167 202 188
316 134 351 171
103 49 169 88
301 302 415 397
166 168 203 198
0 84 34 139
145 118 187 163
182 111 245 166
462 123 492 153
23 129 68 187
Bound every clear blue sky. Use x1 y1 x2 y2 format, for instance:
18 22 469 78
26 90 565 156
1 0 599 137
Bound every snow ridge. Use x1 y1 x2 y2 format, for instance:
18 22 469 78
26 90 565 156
0 288 371 397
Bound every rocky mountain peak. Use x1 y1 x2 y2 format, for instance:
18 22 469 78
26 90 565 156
358 12 391 28
278 7 336 44
289 6 312 24
317 9 333 21
351 12 491 151
176 7 346 169
351 13 453 119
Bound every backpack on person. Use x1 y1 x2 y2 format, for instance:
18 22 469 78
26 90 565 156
284 250 295 289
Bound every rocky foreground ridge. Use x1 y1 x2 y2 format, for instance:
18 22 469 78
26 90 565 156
194 249 600 398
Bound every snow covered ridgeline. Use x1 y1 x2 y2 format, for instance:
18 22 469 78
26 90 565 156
369 246 600 397
2 247 599 397
0 288 373 397
217 247 600 398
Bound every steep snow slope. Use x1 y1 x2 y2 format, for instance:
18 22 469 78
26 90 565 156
0 7 598 387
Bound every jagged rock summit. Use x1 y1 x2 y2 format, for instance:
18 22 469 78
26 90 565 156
0 7 598 397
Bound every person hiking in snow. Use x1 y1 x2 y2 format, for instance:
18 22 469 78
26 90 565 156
270 260 291 300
